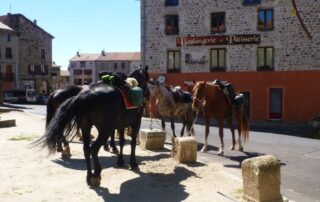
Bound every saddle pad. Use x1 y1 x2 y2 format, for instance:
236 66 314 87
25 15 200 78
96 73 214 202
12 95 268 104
116 87 143 109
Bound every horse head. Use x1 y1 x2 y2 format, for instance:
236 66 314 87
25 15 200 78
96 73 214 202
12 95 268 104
192 81 206 112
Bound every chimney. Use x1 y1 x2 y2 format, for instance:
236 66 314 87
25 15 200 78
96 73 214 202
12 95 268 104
33 19 37 25
77 51 80 57
101 50 106 56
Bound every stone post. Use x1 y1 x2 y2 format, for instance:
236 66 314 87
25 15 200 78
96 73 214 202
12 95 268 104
242 155 283 202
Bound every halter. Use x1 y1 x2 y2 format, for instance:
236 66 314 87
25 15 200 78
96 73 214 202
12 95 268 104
193 84 206 112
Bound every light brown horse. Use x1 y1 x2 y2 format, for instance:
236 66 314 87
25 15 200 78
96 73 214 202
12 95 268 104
192 81 249 155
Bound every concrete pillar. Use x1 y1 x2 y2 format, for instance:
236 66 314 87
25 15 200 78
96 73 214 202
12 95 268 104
242 155 283 202
171 136 197 163
139 128 166 150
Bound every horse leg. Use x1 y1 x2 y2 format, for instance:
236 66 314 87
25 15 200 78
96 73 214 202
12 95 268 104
117 129 125 167
61 137 72 158
236 112 244 151
217 119 225 156
90 129 109 187
161 117 166 131
103 131 119 154
129 120 142 170
227 117 236 151
201 116 210 152
170 118 176 137
180 121 186 137
81 127 93 186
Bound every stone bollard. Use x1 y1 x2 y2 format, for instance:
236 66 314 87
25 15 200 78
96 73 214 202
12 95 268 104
171 136 197 163
242 155 283 202
139 128 166 150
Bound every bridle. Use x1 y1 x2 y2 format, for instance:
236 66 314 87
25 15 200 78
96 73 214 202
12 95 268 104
193 85 206 112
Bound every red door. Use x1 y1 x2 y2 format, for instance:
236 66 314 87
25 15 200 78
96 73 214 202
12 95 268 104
269 88 283 120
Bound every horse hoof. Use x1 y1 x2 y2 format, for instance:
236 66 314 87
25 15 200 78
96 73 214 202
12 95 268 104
130 162 139 170
230 145 235 151
61 151 71 159
90 176 101 187
239 147 244 152
218 151 224 156
200 147 207 153
103 145 110 152
112 147 119 154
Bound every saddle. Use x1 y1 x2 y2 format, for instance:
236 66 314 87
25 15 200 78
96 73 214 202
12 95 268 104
171 86 193 104
100 72 143 109
213 79 236 106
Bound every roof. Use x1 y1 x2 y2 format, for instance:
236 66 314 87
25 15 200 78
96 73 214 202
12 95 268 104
60 70 70 77
0 13 54 38
0 21 14 31
70 52 141 62
96 52 141 61
69 53 100 62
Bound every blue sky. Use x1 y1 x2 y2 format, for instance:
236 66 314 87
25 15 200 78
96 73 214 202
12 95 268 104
0 0 141 69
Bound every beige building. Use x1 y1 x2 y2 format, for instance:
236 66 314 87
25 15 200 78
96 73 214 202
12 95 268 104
69 51 140 85
0 21 19 91
0 13 54 95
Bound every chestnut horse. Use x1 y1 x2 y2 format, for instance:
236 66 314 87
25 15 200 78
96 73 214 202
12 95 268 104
192 81 249 155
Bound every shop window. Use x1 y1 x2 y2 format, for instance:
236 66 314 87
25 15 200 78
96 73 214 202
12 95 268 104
258 9 273 31
167 50 180 73
257 47 274 71
211 12 226 33
165 0 178 6
165 15 179 35
210 48 226 72
74 79 82 85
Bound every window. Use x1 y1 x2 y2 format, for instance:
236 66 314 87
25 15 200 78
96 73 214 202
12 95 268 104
165 0 178 6
121 62 126 69
80 61 86 68
165 15 179 35
258 9 273 31
28 64 35 74
74 69 83 75
7 34 11 42
257 47 274 71
5 47 12 59
210 48 226 71
41 49 45 59
167 50 180 73
243 0 260 5
74 79 82 85
211 12 226 33
114 63 118 70
84 69 92 75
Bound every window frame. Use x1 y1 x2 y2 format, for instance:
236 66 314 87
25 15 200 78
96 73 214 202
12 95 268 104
211 12 226 34
167 50 181 73
257 46 274 71
258 9 274 31
243 0 261 5
5 47 13 59
210 48 226 72
165 15 179 35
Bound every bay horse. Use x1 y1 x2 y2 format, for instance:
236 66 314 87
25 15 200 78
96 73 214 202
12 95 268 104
192 81 249 155
37 66 150 187
149 81 195 137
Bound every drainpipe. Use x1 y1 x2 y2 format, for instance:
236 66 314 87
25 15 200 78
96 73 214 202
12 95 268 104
141 0 146 68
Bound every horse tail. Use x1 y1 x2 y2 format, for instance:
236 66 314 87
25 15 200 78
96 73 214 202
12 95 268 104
46 92 55 128
36 96 81 154
240 109 249 143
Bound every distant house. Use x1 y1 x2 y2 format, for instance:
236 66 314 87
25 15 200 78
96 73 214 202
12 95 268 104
69 51 140 85
0 13 54 95
50 63 70 91
0 21 19 91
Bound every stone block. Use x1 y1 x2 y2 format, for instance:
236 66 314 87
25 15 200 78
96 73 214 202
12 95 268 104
242 155 283 202
0 119 16 128
171 136 197 163
139 128 166 150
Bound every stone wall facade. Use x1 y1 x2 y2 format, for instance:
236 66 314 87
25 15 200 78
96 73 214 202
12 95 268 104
141 0 320 73
0 13 54 95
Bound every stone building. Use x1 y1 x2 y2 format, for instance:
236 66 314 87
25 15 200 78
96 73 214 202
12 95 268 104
0 13 54 95
0 21 19 91
50 63 70 91
141 0 320 123
69 51 140 85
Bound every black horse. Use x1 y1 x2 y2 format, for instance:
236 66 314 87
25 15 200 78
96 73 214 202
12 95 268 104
38 66 150 187
46 85 118 157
